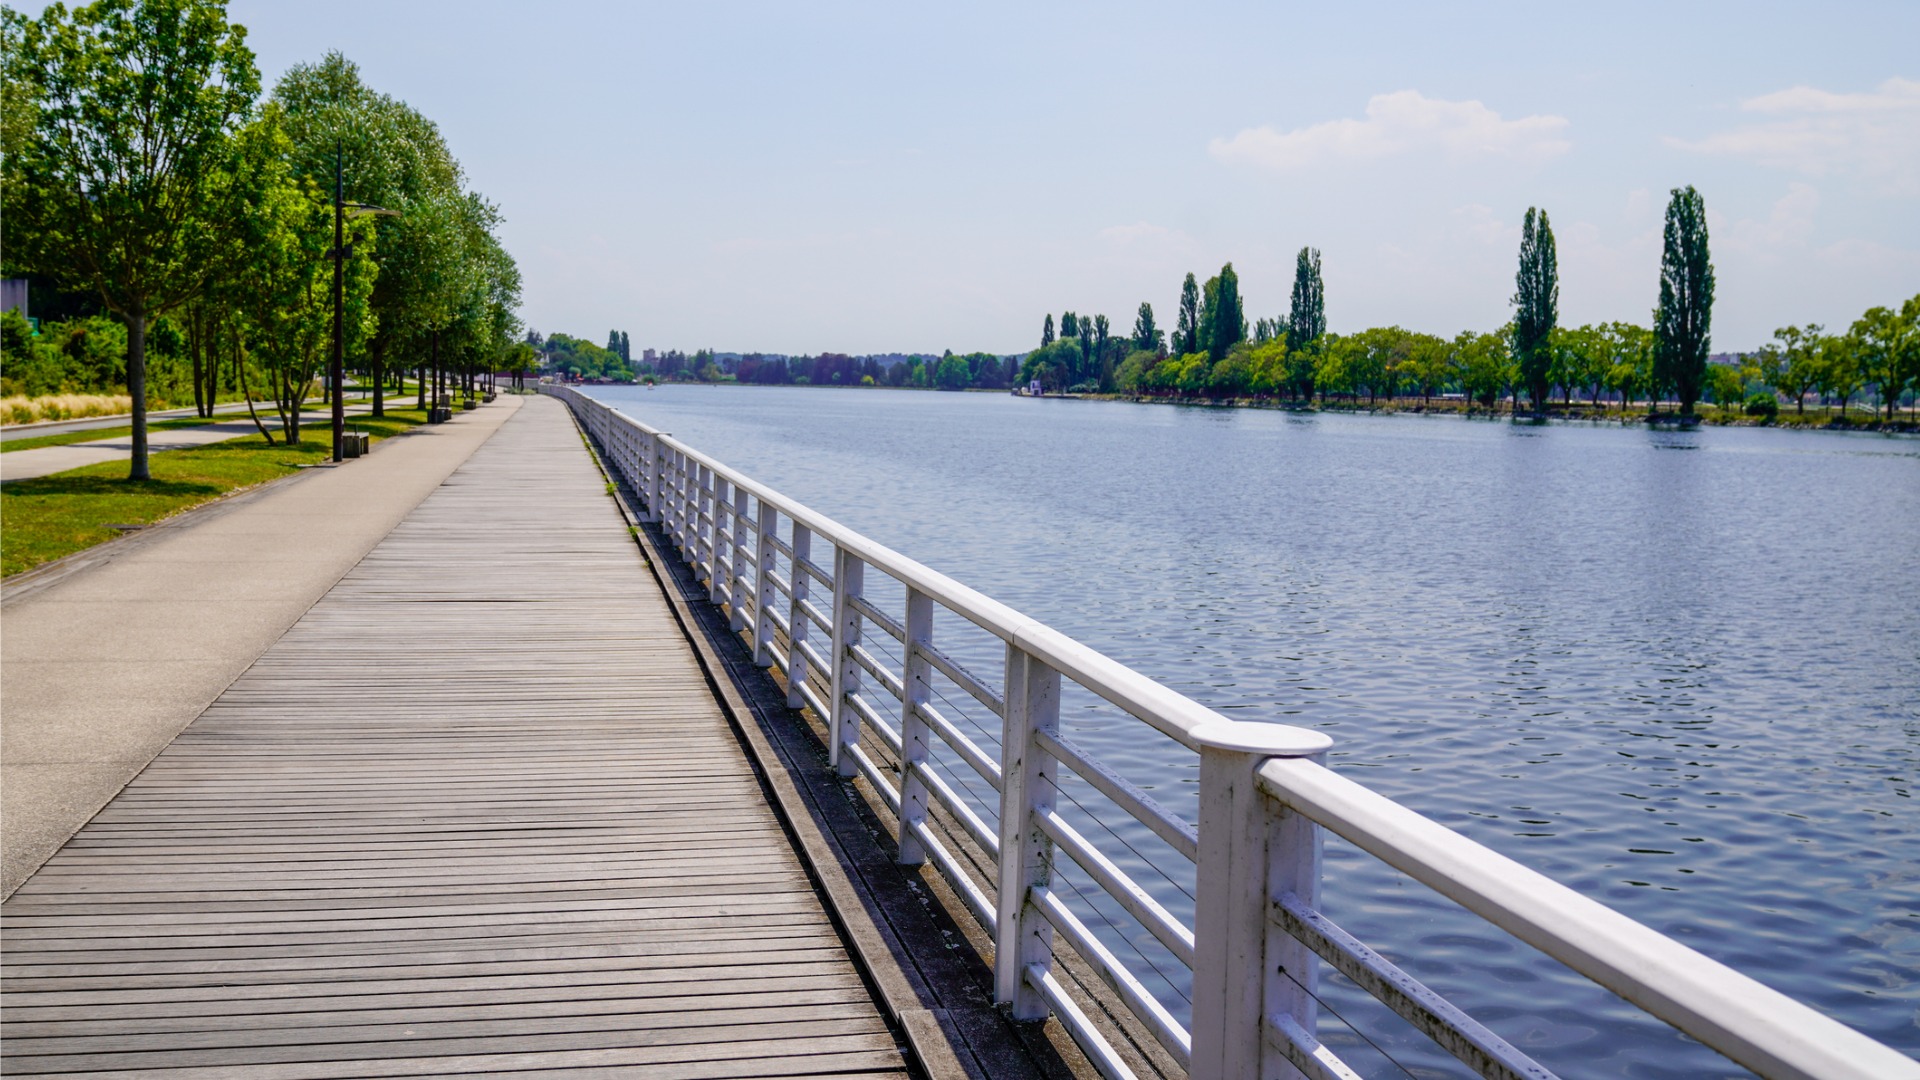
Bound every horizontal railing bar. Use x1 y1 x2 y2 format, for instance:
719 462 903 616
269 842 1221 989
915 701 1003 791
768 605 791 637
769 533 794 560
847 692 902 756
1025 963 1139 1080
908 759 999 856
1256 757 1916 1080
919 641 1005 718
795 679 829 725
847 595 905 642
798 597 833 634
1271 892 1553 1080
795 554 833 588
796 638 832 681
766 570 793 598
850 644 905 701
908 818 996 934
1036 729 1198 863
848 744 900 814
1036 887 1192 1069
1036 808 1195 968
1266 1012 1366 1080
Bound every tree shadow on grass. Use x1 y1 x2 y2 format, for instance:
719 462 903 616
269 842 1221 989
0 475 222 499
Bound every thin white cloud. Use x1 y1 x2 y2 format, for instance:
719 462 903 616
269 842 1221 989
1718 183 1821 261
1209 90 1571 173
1666 77 1920 193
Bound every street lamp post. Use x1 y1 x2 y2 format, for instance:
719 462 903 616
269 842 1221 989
329 146 398 462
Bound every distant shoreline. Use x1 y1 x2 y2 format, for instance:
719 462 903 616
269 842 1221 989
577 380 1920 435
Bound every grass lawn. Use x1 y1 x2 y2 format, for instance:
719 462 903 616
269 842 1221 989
1 407 428 578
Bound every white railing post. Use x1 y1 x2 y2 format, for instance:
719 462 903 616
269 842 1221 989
707 472 729 606
1187 721 1333 1080
994 643 1059 1020
639 433 658 522
896 588 934 865
828 547 865 777
785 525 812 709
694 463 713 586
729 484 751 631
669 450 687 554
753 502 779 667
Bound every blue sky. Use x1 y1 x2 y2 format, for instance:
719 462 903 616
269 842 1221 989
106 2 1920 352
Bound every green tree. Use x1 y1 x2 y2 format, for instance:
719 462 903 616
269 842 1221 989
1175 273 1200 355
1763 324 1825 415
272 51 476 417
1454 330 1513 410
1653 186 1715 417
1132 302 1162 355
3 0 261 479
1601 322 1655 412
1817 333 1862 418
934 353 970 390
1901 296 1920 419
1288 246 1326 351
1041 313 1054 348
229 110 376 443
1849 304 1910 420
1512 207 1558 415
1204 262 1246 361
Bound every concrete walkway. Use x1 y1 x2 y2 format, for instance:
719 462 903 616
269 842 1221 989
0 405 379 484
0 398 521 898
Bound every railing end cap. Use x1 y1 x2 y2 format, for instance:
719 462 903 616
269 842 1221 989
1189 720 1331 758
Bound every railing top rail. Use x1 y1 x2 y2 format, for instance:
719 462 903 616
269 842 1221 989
1255 756 1919 1080
571 388 1233 751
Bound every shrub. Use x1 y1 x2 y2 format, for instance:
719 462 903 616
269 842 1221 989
1744 391 1780 420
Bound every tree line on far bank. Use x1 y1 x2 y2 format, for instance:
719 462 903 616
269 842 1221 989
1 0 522 477
1017 188 1918 422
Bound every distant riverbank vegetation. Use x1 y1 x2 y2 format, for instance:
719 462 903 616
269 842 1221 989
593 185 1915 428
1016 190 1916 427
1 0 523 473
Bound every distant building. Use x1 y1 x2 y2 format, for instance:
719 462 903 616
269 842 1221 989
642 348 657 367
1 279 27 318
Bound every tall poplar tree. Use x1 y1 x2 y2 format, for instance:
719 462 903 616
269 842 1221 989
1133 302 1161 354
1653 186 1714 417
1041 313 1054 348
3 0 260 480
1176 273 1200 355
1288 247 1325 352
1205 262 1245 360
1512 207 1559 415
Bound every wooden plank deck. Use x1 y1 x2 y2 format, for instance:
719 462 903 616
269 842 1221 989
0 397 910 1079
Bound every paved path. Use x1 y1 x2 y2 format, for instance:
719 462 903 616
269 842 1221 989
1 400 520 897
0 405 379 484
0 396 908 1079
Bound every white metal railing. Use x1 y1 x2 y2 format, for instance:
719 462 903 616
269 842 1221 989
548 386 1916 1080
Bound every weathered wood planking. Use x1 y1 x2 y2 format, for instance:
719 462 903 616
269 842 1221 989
1 397 909 1079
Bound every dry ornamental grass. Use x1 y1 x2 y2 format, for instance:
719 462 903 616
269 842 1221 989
1 394 136 425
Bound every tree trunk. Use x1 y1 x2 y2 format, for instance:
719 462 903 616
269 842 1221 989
189 309 207 419
372 336 385 419
127 310 150 481
416 361 427 410
237 338 274 444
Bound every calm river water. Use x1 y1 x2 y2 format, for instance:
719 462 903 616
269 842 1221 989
585 384 1918 1076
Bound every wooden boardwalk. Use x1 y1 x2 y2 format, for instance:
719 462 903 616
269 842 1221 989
0 398 909 1079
